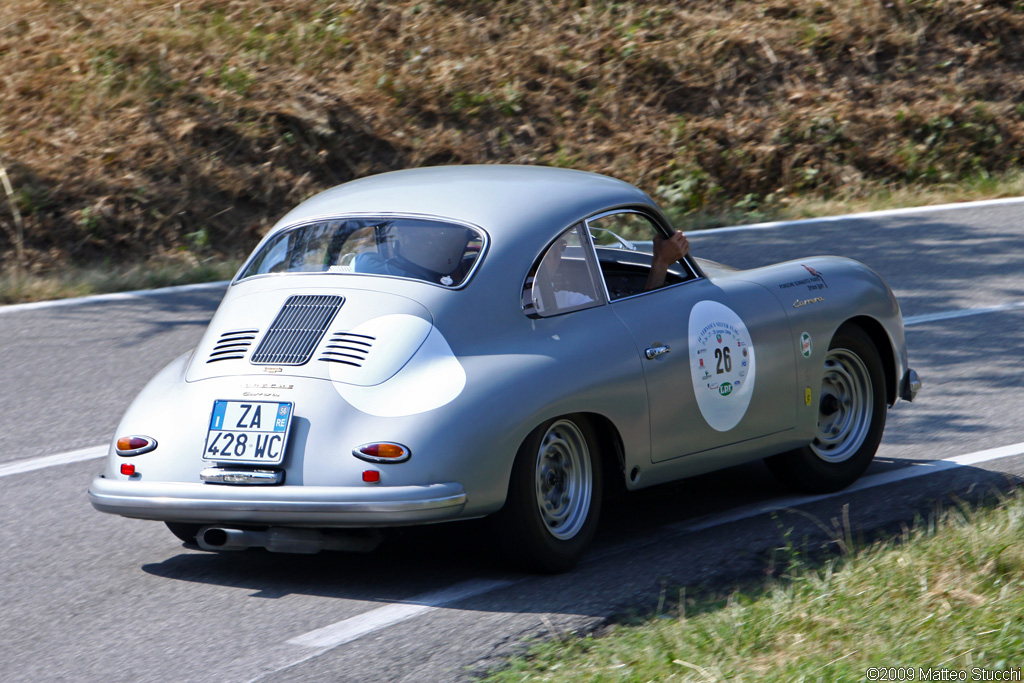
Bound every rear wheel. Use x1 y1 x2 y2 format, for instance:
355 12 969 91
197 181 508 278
493 415 602 573
766 324 886 493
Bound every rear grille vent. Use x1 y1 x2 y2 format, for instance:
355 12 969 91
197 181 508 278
250 295 345 366
319 332 375 367
207 329 259 363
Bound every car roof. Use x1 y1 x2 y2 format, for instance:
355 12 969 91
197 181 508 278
270 165 661 244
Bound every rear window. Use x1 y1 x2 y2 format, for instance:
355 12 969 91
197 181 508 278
239 217 486 287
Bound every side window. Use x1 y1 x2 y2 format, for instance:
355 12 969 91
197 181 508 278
523 224 604 317
588 211 693 300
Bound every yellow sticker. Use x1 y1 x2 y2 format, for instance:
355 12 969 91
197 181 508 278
804 387 813 406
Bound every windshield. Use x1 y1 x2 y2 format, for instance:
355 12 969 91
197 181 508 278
239 217 486 287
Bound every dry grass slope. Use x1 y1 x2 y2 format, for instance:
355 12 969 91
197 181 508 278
2 0 1024 272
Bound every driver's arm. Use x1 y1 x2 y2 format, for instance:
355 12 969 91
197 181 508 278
645 231 690 291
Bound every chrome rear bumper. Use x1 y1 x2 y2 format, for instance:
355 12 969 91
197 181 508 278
88 476 467 527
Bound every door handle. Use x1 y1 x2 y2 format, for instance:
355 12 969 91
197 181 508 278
645 344 671 360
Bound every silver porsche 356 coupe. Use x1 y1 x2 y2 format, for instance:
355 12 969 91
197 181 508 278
89 165 919 571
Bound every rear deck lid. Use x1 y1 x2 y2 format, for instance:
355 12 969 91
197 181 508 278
186 286 434 386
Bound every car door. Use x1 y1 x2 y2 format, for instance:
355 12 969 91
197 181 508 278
587 211 797 463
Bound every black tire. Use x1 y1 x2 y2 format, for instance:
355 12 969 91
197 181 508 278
492 415 602 573
766 324 887 493
165 521 202 545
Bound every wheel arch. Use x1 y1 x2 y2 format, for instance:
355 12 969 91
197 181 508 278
838 315 897 407
579 412 627 499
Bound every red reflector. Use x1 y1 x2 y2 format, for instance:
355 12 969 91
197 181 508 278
120 463 136 476
362 470 381 483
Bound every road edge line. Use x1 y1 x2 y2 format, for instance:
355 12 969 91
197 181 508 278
0 445 107 478
692 195 1024 236
665 441 1024 537
4 195 1024 315
286 578 517 650
0 280 230 316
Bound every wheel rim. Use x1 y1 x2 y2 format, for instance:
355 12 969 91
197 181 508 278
534 419 592 540
811 348 874 463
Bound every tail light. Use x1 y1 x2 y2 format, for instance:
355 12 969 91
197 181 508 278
353 442 410 464
115 435 158 456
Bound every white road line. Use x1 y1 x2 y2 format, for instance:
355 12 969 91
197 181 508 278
665 440 1024 536
2 297 1022 480
693 196 1024 236
1 195 1021 317
904 300 1024 326
0 445 106 478
0 280 229 316
286 578 516 650
4 292 1019 481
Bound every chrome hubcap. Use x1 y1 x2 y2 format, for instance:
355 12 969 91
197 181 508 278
534 420 592 540
812 348 873 463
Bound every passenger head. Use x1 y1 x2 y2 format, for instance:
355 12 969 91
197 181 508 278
390 223 472 275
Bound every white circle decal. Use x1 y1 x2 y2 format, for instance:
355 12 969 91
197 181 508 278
689 300 756 432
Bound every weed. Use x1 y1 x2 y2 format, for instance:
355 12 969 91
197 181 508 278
218 64 254 96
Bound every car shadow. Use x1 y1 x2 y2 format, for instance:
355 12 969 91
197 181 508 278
139 457 1023 620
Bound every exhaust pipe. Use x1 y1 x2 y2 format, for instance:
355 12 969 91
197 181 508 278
197 526 382 554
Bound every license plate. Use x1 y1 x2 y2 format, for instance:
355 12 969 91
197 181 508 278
203 400 293 464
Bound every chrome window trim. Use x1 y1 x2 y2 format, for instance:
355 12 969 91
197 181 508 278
233 212 490 291
584 209 704 304
578 219 609 304
521 222 608 319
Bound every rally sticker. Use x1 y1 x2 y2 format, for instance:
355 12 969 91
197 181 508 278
801 331 813 358
689 301 756 432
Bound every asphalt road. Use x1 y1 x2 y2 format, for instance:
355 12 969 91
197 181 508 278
2 199 1024 682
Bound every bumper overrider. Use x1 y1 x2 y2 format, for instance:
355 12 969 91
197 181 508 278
87 477 467 527
900 368 922 402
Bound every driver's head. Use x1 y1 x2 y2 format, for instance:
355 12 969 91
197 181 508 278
390 223 472 275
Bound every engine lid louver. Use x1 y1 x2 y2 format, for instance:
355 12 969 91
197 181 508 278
250 295 345 366
207 329 259 363
319 332 375 367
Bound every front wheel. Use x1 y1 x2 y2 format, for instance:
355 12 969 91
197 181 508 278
766 324 887 493
492 415 602 573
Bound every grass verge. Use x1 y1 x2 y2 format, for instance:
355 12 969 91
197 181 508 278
0 256 239 305
5 1 1024 273
485 491 1024 682
661 171 1024 230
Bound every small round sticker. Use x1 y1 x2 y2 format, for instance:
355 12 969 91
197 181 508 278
688 301 756 432
800 331 813 358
